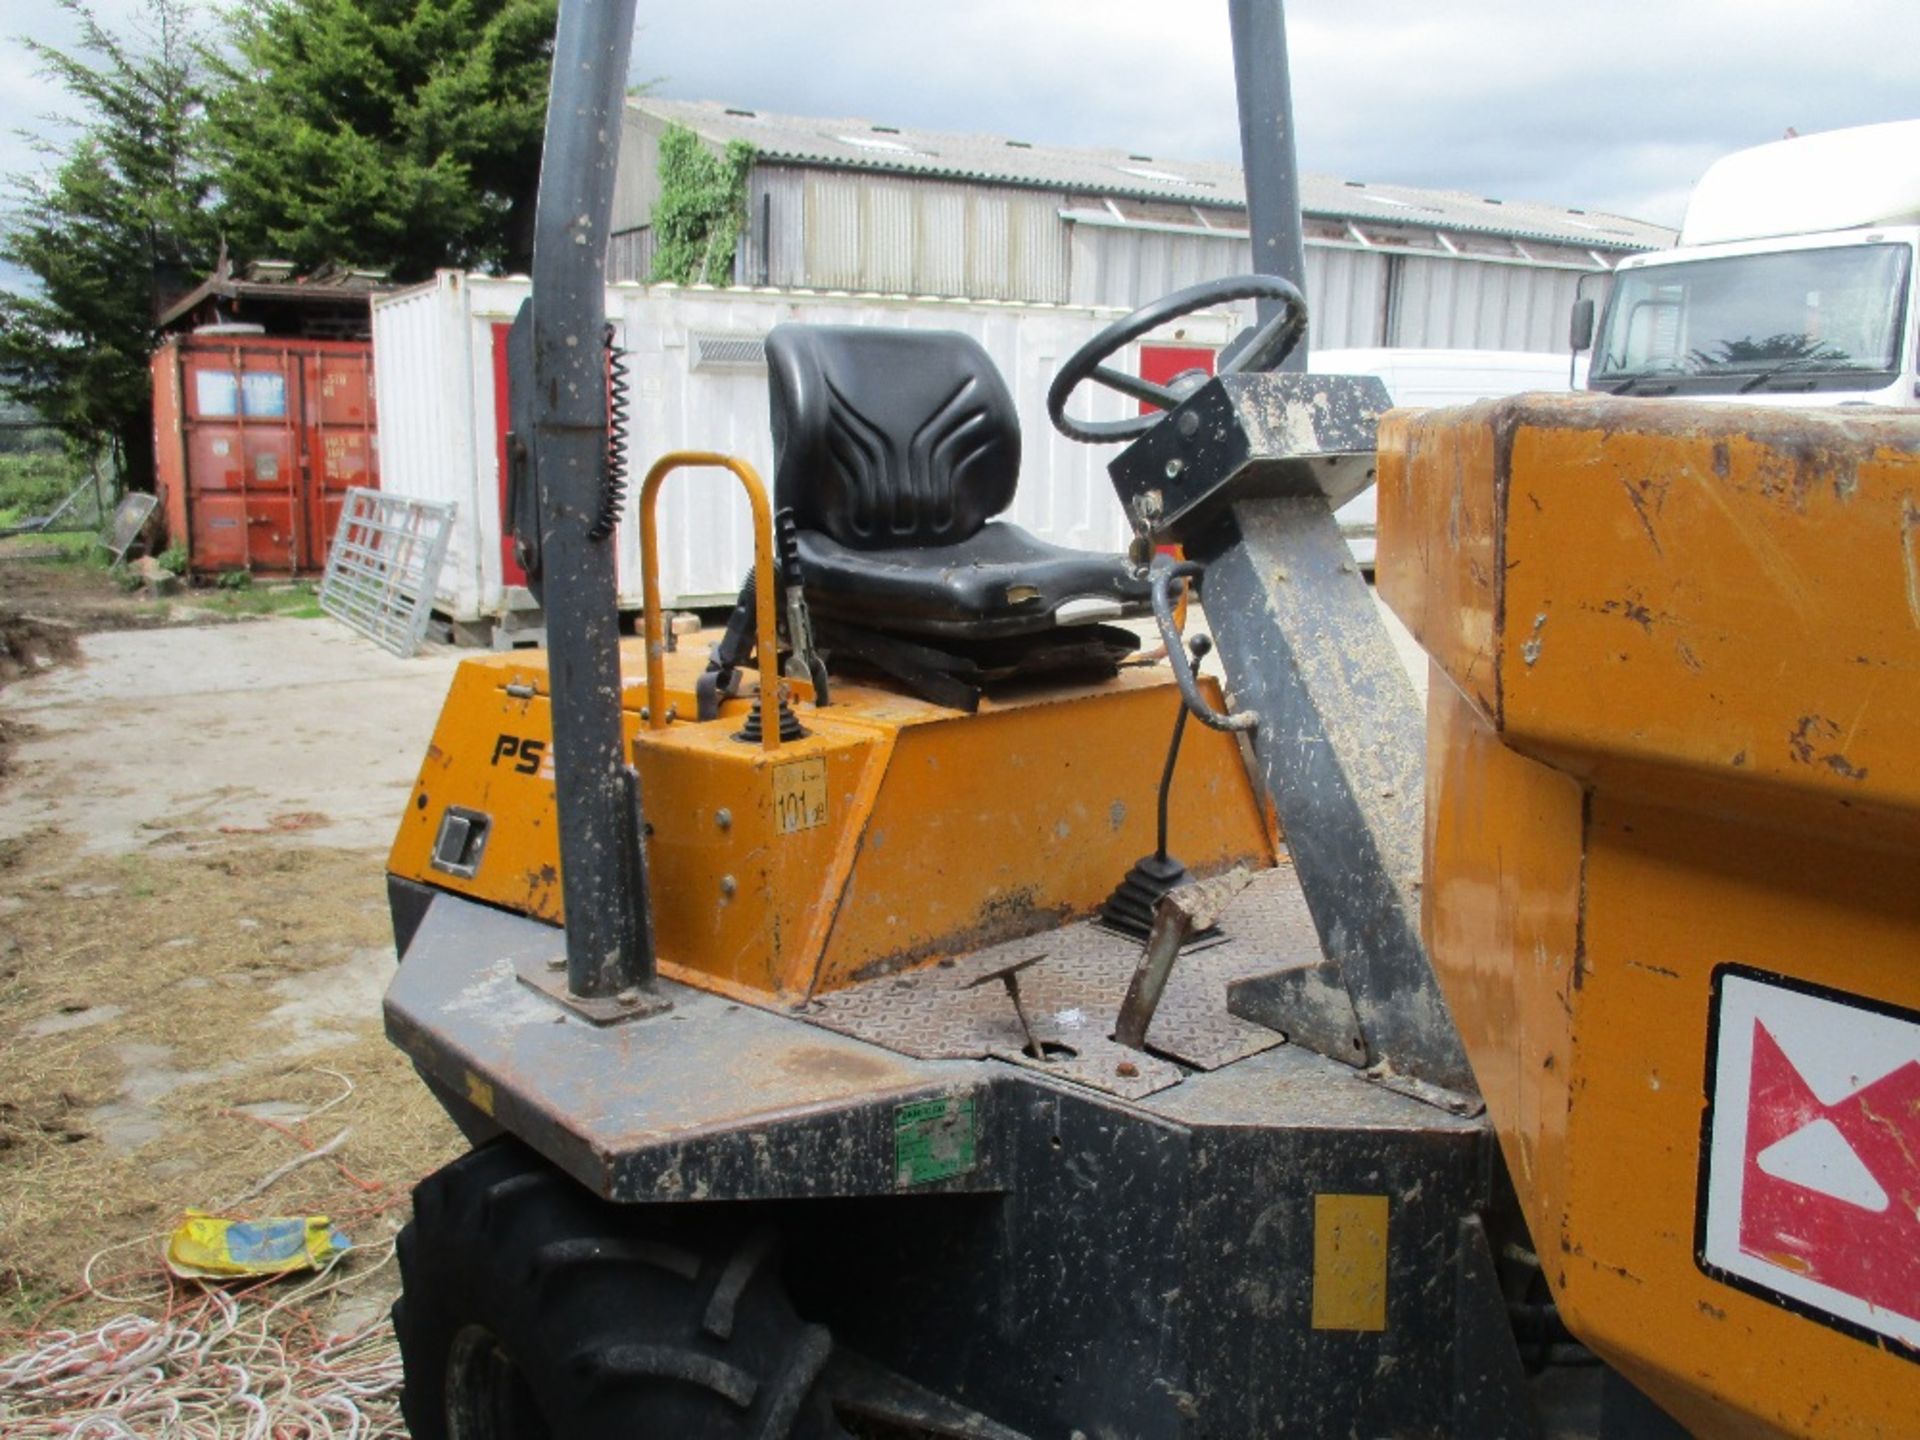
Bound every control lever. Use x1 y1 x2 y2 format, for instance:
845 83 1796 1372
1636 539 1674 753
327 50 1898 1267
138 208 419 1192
1096 629 1230 943
1151 556 1256 733
696 569 757 722
776 508 830 706
1114 867 1253 1051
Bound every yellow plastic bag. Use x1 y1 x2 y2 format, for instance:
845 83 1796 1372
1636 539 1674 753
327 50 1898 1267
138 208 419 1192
165 1210 350 1280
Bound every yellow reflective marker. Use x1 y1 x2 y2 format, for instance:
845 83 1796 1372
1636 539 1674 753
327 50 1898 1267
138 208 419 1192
465 1071 496 1117
1312 1193 1388 1331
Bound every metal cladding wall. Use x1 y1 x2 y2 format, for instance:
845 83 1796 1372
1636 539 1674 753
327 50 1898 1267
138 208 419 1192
1065 219 1598 353
372 273 1234 623
152 332 378 575
1388 255 1588 352
1065 225 1394 352
742 167 1073 302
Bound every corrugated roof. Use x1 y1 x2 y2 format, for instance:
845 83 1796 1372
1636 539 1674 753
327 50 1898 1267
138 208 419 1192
633 98 1673 252
156 258 392 329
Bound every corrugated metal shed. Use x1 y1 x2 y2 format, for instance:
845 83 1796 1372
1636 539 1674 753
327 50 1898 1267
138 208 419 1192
613 98 1669 355
623 98 1673 251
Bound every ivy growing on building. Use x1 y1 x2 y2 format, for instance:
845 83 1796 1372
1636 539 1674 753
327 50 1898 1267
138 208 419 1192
649 125 755 286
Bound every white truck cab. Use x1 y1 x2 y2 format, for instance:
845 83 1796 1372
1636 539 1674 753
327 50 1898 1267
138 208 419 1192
1584 119 1920 407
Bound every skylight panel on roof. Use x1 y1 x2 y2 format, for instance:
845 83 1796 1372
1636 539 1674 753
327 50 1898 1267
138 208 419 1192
1115 165 1212 187
837 134 921 154
1349 193 1445 216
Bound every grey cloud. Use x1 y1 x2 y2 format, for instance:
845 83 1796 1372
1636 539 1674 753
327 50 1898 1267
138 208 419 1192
3 0 1914 246
631 0 1916 227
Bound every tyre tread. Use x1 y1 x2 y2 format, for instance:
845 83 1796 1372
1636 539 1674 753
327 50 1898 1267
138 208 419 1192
395 1140 843 1439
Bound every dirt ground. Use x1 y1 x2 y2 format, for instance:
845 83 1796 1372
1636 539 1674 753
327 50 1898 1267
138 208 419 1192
0 558 467 1431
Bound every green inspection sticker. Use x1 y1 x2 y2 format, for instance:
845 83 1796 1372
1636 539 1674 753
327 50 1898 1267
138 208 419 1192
893 1096 977 1187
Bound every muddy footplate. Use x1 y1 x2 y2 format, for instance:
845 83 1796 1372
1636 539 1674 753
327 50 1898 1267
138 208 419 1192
806 863 1318 1096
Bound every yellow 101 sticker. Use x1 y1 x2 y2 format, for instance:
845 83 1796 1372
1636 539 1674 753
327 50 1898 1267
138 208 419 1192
772 757 829 835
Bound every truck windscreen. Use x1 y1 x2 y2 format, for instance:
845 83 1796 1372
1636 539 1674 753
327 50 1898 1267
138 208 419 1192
1592 242 1911 394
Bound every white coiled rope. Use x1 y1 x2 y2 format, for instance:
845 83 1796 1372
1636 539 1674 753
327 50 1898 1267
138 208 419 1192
0 1243 404 1439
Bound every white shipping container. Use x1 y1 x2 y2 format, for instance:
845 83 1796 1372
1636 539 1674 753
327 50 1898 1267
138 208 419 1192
372 273 1235 630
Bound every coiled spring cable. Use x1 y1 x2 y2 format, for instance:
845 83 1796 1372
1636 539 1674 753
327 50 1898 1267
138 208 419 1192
589 321 631 541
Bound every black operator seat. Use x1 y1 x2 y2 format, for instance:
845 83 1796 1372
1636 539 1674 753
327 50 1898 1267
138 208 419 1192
766 324 1151 642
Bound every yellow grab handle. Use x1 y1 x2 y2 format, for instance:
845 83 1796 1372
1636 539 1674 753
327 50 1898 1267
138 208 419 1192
638 452 782 751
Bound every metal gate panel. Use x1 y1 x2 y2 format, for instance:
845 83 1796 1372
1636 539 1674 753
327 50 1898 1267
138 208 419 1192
318 488 456 657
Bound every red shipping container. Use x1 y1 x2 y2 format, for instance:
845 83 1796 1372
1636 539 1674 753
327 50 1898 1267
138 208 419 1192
152 331 379 575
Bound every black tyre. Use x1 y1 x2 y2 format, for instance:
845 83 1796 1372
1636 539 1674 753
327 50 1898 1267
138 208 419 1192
394 1140 850 1440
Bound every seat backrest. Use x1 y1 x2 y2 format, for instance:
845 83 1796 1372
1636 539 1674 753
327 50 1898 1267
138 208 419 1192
766 324 1021 549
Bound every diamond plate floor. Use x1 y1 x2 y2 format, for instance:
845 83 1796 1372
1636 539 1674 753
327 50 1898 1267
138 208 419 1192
803 861 1323 1099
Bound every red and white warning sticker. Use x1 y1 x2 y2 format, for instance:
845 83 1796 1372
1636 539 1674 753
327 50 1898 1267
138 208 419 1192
1699 967 1920 1353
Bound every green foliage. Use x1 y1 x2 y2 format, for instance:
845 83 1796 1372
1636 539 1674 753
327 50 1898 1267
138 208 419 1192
157 542 188 576
0 423 66 457
215 567 253 591
649 126 754 286
206 0 559 281
0 452 85 525
0 0 219 493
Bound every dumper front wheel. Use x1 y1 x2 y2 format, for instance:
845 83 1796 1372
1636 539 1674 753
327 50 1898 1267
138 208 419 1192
394 1141 849 1440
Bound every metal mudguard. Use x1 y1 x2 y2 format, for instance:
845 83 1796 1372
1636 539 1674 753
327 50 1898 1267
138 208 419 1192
385 893 1003 1202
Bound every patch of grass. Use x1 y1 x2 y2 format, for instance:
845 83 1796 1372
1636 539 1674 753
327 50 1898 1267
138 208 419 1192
0 452 84 528
0 530 101 564
188 581 324 620
113 853 165 899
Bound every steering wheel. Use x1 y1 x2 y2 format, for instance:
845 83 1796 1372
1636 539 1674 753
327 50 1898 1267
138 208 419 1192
1046 274 1308 444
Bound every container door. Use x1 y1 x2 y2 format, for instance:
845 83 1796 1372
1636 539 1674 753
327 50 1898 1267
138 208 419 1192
1137 344 1217 413
1138 344 1217 556
180 344 299 572
491 323 527 587
239 347 299 571
301 349 379 570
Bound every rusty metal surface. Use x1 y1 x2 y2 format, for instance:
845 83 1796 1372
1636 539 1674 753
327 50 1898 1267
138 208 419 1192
1379 397 1920 1437
804 862 1315 1096
513 948 671 1023
391 892 1519 1437
1379 393 1920 835
1107 370 1390 539
152 333 379 576
1113 866 1255 1051
1193 494 1474 1092
385 893 1002 1202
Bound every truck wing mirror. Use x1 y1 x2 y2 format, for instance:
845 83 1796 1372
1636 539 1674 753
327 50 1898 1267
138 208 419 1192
1569 297 1596 353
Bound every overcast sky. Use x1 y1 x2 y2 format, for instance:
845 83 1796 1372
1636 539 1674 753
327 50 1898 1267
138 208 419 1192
3 0 1916 279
